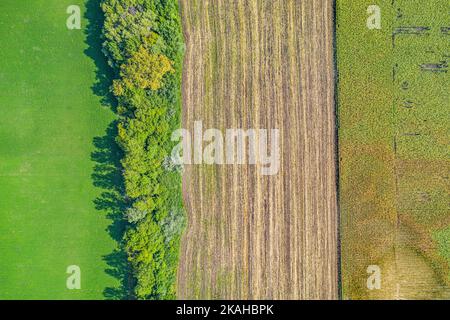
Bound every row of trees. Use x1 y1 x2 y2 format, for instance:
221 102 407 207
101 0 185 299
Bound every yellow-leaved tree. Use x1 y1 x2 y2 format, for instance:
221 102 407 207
113 46 174 95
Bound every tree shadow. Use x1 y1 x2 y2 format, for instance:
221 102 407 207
84 0 132 299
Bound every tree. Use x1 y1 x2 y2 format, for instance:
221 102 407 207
102 0 185 300
114 46 174 95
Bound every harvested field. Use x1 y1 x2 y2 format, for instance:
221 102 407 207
177 0 338 299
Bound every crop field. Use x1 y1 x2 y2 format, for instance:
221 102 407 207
2 0 447 302
337 0 450 299
177 0 338 299
0 0 121 299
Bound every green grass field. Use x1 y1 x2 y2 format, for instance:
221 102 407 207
337 0 449 299
0 0 123 299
